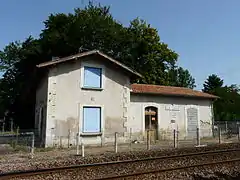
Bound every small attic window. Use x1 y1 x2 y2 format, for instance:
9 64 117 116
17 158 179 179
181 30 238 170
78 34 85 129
83 66 102 89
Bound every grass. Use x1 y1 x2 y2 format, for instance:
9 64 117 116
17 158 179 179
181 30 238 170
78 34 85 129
35 147 55 152
0 131 17 135
13 145 29 152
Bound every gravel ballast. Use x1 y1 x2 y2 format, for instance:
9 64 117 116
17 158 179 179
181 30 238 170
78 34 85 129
0 143 240 179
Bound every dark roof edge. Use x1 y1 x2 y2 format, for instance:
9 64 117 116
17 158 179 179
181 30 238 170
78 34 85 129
36 50 142 78
130 91 219 100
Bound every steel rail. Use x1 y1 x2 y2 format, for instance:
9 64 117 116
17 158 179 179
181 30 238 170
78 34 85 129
0 148 240 179
97 158 240 180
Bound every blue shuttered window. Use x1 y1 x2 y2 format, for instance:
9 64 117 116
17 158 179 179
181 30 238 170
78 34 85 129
83 66 102 88
83 107 101 133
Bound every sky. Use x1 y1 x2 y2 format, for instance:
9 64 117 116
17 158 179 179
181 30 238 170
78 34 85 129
1 0 240 90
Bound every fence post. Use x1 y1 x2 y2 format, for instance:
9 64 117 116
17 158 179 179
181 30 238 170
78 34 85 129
173 129 176 148
16 127 19 146
59 136 62 148
10 119 13 132
176 129 179 148
114 132 118 153
76 133 79 155
81 137 85 157
101 134 104 147
196 127 200 146
129 128 132 151
225 121 228 132
147 130 150 150
67 129 71 148
31 133 35 159
218 125 221 144
2 117 5 132
238 125 240 141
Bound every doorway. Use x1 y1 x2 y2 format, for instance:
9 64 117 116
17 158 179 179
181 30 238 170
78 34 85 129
39 106 46 147
145 106 158 141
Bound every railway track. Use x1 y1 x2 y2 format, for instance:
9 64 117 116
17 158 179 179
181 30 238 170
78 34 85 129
1 148 240 180
98 158 240 180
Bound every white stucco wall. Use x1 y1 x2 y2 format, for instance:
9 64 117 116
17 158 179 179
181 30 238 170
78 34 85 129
44 56 131 147
36 56 214 147
129 94 214 141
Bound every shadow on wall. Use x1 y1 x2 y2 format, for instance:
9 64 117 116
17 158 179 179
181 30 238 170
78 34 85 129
51 117 79 146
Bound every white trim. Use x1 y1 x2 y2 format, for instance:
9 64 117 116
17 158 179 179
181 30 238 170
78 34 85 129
80 62 105 90
79 104 104 136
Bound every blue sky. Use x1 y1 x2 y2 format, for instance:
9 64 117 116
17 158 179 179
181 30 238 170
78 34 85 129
1 0 240 90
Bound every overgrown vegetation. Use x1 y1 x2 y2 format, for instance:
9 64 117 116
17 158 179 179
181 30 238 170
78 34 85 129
203 74 240 121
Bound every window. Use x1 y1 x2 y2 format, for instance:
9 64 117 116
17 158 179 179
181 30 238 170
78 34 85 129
82 107 101 133
83 66 102 88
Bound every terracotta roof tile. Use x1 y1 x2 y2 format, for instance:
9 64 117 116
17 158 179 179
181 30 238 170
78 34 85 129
131 84 218 99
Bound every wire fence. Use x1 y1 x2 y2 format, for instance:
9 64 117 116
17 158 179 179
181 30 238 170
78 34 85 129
214 121 240 135
0 129 35 158
0 124 240 158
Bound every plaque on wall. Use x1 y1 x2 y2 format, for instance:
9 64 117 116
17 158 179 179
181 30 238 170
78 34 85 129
165 105 180 111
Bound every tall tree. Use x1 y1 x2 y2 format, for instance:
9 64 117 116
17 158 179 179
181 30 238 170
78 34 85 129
202 74 223 93
168 66 195 89
0 2 196 129
203 74 240 121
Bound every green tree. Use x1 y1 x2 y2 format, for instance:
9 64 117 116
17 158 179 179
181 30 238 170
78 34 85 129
0 2 195 129
0 37 42 128
168 66 195 89
202 74 223 93
203 74 240 121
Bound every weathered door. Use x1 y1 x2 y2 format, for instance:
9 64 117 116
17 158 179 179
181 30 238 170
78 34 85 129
187 108 198 137
145 107 158 141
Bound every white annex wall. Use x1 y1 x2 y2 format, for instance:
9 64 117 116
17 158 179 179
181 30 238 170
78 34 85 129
129 94 213 140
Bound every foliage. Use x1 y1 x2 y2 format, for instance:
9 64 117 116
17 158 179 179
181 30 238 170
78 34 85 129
0 2 195 128
168 66 196 89
202 74 223 93
203 74 240 121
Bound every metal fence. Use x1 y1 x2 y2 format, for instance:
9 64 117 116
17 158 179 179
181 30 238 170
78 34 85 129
0 129 35 157
0 125 240 158
214 121 240 135
43 126 240 157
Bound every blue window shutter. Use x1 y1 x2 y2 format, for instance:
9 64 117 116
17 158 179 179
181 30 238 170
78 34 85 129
83 107 101 133
84 67 102 88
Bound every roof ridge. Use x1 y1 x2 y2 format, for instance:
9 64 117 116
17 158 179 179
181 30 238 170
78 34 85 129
36 50 142 77
131 84 218 99
132 83 196 90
